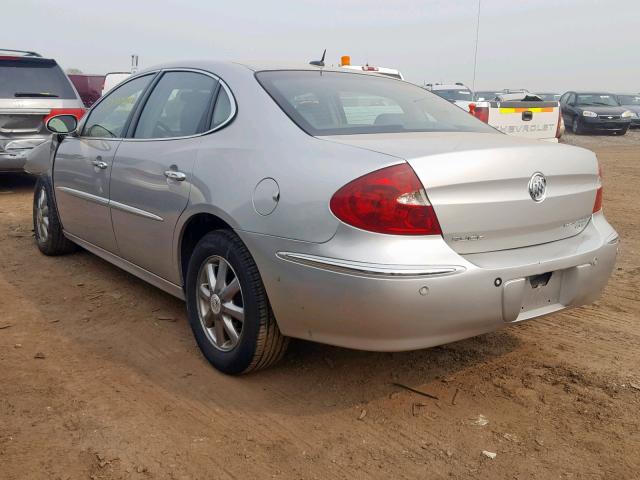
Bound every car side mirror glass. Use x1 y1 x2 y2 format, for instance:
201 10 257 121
46 114 78 134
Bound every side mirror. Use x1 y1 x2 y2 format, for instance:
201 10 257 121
46 114 78 135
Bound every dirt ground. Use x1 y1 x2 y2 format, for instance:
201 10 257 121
1 130 639 480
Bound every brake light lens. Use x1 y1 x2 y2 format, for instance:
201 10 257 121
593 166 603 213
555 112 563 139
330 163 442 235
469 102 489 123
43 108 86 125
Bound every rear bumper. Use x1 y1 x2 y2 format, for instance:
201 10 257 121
0 135 49 172
0 152 28 172
240 213 618 351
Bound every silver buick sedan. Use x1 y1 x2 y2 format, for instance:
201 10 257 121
30 61 618 374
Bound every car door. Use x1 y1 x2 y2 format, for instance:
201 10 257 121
53 74 155 252
109 70 220 283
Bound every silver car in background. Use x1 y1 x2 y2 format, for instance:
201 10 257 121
30 61 618 374
0 49 85 172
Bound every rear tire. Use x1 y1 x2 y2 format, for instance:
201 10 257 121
33 176 76 256
185 230 288 375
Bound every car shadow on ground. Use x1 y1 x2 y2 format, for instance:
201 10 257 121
0 171 523 417
0 172 35 192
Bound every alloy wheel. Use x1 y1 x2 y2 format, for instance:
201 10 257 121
36 188 49 243
196 255 244 351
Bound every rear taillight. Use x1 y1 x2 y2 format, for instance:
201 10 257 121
593 166 603 213
329 163 442 235
555 112 563 139
469 102 489 123
43 108 86 125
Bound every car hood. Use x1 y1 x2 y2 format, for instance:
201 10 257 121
620 104 640 114
575 105 627 115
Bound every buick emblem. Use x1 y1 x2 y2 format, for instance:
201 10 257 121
528 172 547 202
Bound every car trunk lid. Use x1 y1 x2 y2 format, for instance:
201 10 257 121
320 132 598 254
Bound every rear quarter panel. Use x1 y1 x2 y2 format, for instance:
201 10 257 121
180 66 403 245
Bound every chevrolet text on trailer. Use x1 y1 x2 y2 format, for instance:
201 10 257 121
468 91 564 142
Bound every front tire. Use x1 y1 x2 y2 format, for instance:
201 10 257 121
185 230 288 374
572 116 583 134
33 176 76 256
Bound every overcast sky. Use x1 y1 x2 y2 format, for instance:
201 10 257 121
5 0 640 92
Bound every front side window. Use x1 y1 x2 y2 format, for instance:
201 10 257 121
617 95 640 106
134 71 218 139
82 75 153 138
257 71 495 136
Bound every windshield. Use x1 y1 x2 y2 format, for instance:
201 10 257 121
377 72 402 80
432 89 473 102
473 91 499 101
256 71 495 136
617 95 640 106
575 94 620 107
538 93 560 102
0 58 76 99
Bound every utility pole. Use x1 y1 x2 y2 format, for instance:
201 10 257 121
471 0 481 96
131 54 139 74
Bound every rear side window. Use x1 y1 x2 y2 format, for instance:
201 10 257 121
257 70 495 136
0 58 76 99
211 87 233 128
83 75 153 138
134 72 218 139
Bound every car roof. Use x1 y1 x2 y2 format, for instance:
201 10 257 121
430 84 470 90
135 60 395 78
570 91 616 95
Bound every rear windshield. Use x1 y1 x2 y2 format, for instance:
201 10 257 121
377 72 403 80
0 58 77 99
432 89 473 101
538 94 561 102
256 71 495 136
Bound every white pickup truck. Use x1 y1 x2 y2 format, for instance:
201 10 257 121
469 92 564 142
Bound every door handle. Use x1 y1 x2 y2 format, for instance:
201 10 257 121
92 160 108 169
164 170 186 181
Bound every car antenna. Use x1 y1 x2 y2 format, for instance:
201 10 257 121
309 49 326 67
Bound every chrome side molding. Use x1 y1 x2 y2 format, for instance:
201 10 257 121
110 199 164 221
56 186 163 222
56 186 109 206
276 251 465 278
